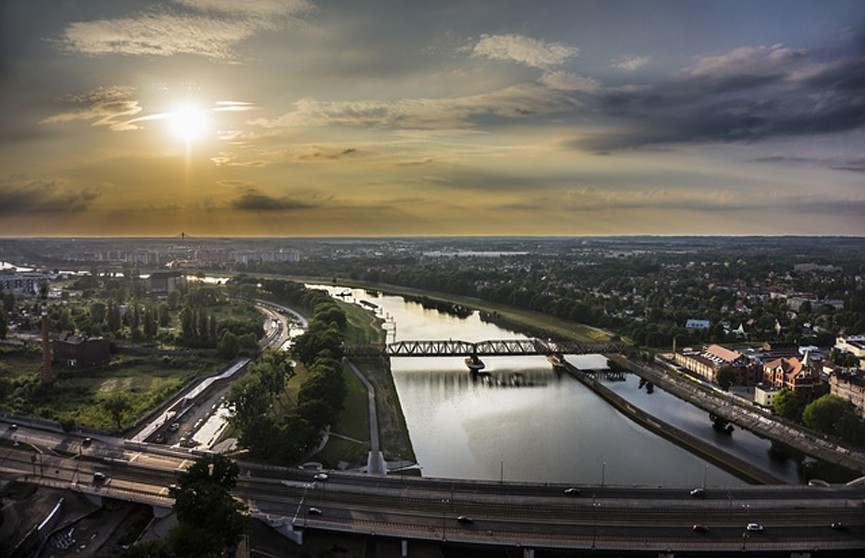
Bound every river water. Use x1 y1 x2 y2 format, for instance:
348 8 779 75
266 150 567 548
312 285 824 487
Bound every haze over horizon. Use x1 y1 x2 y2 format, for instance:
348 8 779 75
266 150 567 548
2 0 864 238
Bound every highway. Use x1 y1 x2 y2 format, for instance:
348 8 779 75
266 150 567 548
4 421 865 553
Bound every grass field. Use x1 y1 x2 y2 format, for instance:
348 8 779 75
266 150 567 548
0 346 224 431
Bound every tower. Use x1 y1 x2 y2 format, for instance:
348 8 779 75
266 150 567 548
40 283 53 386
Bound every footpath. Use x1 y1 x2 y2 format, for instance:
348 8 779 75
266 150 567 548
609 354 865 477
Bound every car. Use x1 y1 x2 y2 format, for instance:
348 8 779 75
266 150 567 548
746 523 763 532
689 487 705 498
831 522 847 531
308 507 322 516
169 422 180 432
167 484 179 497
692 524 709 533
313 473 328 481
456 515 474 525
82 437 92 447
92 472 107 483
9 424 17 431
564 487 581 496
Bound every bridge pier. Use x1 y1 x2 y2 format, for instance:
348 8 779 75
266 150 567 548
401 539 408 556
465 355 485 372
522 548 535 558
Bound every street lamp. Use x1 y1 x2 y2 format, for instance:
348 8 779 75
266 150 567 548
441 498 449 542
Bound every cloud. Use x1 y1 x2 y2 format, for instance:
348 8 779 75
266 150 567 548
574 43 865 151
172 0 312 18
230 188 319 211
751 154 865 173
612 55 649 72
253 83 577 130
539 71 600 91
40 86 144 131
0 175 100 214
471 34 578 69
58 0 312 60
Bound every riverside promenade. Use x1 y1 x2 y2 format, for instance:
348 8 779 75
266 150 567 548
608 354 865 478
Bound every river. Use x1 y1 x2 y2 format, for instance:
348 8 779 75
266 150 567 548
313 286 768 487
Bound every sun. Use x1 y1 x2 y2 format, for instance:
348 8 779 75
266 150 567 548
168 104 209 142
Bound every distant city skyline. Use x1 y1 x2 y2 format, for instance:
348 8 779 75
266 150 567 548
1 0 864 237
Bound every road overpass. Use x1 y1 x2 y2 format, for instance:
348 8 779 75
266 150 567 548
3 422 865 555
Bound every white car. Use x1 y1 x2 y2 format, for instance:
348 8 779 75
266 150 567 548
746 523 763 532
313 473 328 481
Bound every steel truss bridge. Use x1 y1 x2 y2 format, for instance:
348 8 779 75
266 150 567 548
344 338 627 358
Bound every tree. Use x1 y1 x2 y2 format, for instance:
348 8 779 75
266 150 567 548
102 392 129 431
0 308 7 339
802 394 857 436
772 389 801 421
716 366 735 391
172 454 247 557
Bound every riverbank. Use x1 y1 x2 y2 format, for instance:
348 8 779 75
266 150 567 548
294 276 615 343
612 354 865 477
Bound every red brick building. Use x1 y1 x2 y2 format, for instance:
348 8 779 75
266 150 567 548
53 335 111 367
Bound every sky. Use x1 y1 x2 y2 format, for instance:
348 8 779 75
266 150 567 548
1 0 864 237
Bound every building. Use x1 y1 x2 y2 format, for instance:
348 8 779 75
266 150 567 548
762 353 823 401
0 272 49 296
684 319 711 330
147 271 186 295
672 344 757 385
53 335 111 367
836 335 865 358
754 385 781 409
830 371 865 419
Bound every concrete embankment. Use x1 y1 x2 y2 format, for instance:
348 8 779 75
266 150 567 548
553 359 786 484
609 354 865 476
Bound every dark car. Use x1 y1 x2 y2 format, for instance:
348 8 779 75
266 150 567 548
692 524 709 533
457 515 474 525
92 472 107 483
689 487 705 498
831 522 847 531
564 487 581 496
82 437 92 447
308 507 322 516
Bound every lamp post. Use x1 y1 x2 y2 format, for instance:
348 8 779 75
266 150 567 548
441 498 449 541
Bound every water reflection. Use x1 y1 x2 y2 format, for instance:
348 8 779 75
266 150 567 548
313 284 746 486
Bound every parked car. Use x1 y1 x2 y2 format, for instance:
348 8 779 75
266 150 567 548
82 437 92 447
313 473 329 481
831 522 847 531
92 472 107 483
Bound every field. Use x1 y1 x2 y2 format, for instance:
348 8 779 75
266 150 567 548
0 345 224 431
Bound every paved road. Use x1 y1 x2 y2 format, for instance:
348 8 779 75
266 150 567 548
4 423 865 553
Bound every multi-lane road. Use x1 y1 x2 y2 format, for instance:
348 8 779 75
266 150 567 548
3 420 865 554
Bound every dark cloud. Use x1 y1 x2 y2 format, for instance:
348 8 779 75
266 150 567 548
573 44 865 151
750 155 865 173
230 188 318 211
0 175 100 214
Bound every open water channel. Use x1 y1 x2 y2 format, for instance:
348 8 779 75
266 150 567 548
312 285 828 488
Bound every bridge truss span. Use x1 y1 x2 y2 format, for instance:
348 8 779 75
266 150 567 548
344 338 626 358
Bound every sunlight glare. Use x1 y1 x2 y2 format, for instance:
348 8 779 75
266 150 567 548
168 104 209 142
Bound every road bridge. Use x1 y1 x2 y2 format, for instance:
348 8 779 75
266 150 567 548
3 432 865 556
344 338 626 358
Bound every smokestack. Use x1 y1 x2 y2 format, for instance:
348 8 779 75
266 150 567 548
40 283 52 386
